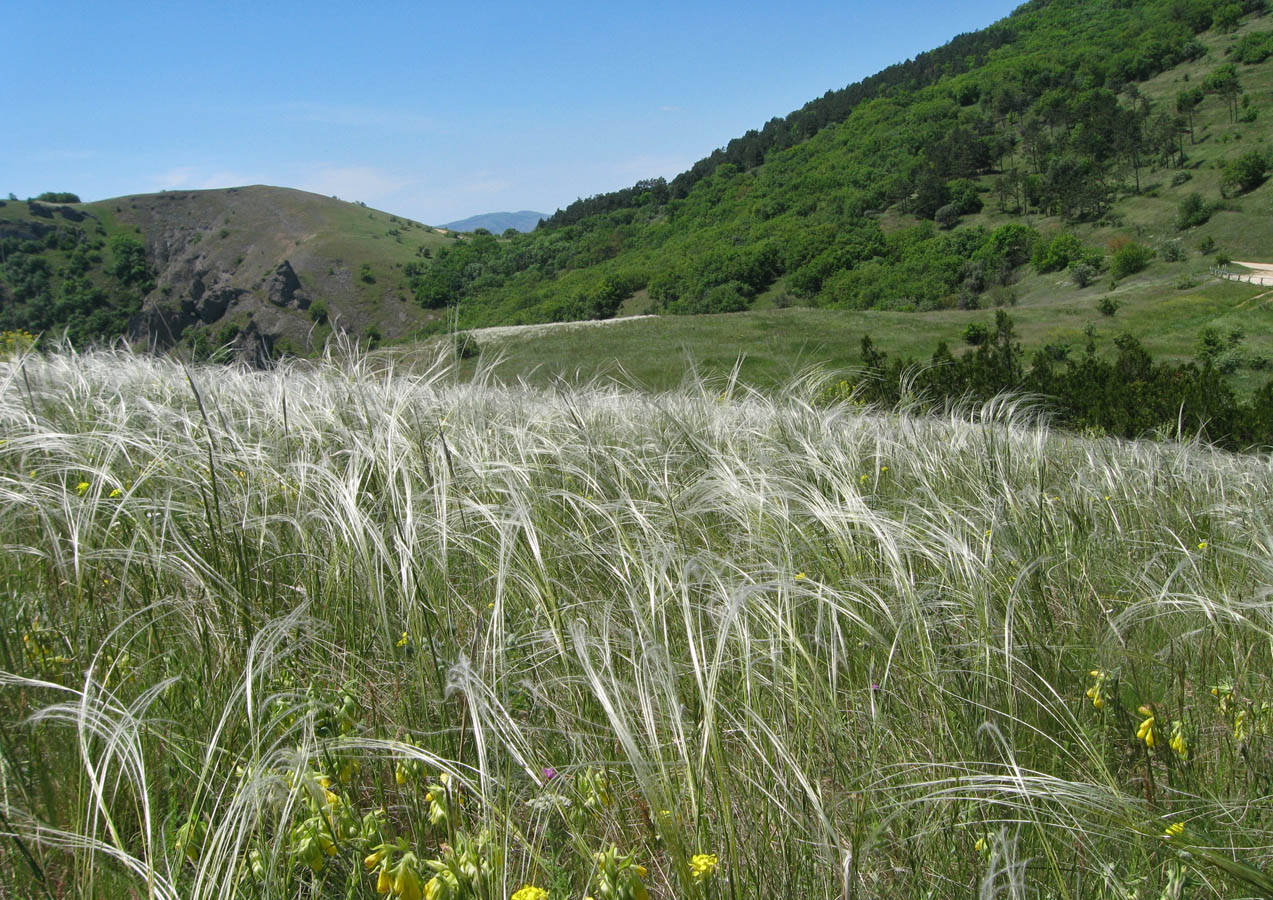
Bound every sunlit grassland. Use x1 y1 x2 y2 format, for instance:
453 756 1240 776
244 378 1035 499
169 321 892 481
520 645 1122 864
2 344 1273 899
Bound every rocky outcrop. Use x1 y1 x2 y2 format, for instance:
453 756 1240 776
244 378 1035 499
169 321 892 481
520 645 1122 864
228 319 276 368
264 260 309 309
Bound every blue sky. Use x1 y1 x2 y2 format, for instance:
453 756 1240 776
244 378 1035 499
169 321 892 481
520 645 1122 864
4 1 1021 224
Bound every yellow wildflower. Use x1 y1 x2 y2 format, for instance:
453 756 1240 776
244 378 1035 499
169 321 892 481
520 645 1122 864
1168 720 1187 759
511 886 549 900
76 481 90 495
109 487 122 498
1211 683 1234 716
1197 540 1208 550
1234 709 1249 741
1136 705 1157 749
690 853 719 882
1164 821 1185 838
794 572 807 581
1085 669 1109 710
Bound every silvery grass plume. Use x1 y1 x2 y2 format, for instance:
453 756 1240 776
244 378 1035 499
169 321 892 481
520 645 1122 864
2 344 1273 898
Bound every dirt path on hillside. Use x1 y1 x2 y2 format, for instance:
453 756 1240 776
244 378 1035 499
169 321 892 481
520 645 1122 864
1223 261 1273 286
467 315 655 342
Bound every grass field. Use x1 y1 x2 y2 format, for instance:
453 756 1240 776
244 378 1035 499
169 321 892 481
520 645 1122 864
3 341 1273 898
437 271 1271 397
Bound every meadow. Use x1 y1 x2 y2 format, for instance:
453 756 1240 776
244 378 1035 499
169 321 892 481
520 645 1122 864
2 339 1273 899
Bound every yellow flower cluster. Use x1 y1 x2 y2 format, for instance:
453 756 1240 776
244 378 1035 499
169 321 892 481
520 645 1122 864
1168 720 1187 758
511 886 549 900
1136 705 1157 749
0 329 37 355
689 853 718 882
366 842 424 900
1085 669 1109 709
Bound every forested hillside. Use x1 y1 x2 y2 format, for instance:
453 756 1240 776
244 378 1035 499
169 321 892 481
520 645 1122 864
408 0 1272 327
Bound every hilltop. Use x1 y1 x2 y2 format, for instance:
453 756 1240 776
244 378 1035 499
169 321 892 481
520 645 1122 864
441 210 548 234
0 186 456 360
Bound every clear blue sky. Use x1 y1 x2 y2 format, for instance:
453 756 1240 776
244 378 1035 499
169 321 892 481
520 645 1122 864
3 1 1021 225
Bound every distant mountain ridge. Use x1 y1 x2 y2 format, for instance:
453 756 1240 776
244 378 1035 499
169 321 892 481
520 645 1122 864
442 211 547 233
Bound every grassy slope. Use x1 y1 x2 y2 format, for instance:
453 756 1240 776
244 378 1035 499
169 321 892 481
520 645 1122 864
98 186 457 347
1 186 458 350
445 274 1267 395
4 346 1273 899
448 14 1273 392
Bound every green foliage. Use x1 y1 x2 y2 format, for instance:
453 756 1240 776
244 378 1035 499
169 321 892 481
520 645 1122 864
933 204 960 230
962 322 989 345
858 312 1273 448
1098 295 1121 316
1175 192 1211 229
105 235 152 290
34 192 81 203
1071 261 1100 288
1212 1 1244 31
1109 241 1154 280
1033 232 1094 274
1232 30 1273 63
399 0 1261 330
1220 150 1268 196
359 263 376 284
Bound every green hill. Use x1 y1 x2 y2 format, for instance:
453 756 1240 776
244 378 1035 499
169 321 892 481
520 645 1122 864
0 186 455 359
413 0 1272 338
4 0 1272 375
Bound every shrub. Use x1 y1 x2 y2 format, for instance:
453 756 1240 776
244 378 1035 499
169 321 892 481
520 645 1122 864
1161 243 1186 262
1233 30 1273 64
962 323 989 345
934 204 960 230
1220 151 1268 196
1174 193 1211 230
35 192 80 203
1097 296 1120 316
309 300 329 325
1109 242 1153 280
947 179 983 215
454 332 480 358
1071 262 1099 288
1213 2 1243 32
359 263 376 284
1033 232 1090 274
